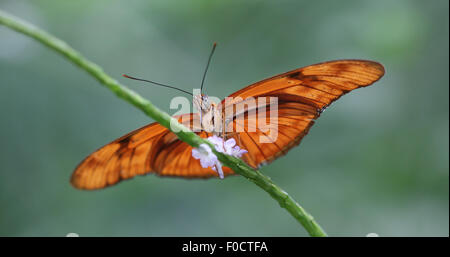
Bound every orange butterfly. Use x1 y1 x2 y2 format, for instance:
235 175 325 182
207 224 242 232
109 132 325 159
71 46 385 190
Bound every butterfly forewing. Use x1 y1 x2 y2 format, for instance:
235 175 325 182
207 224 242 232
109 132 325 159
221 60 384 168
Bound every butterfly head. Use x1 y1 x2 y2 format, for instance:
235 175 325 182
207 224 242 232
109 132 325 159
193 94 212 112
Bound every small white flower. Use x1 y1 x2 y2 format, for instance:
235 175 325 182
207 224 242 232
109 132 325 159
223 138 236 153
230 145 248 157
192 144 218 169
207 135 225 152
191 135 248 179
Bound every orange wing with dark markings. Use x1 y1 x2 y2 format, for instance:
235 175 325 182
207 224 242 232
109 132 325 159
222 60 385 168
71 114 233 190
72 59 384 190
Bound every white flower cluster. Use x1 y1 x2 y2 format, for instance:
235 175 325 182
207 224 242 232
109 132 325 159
192 135 247 179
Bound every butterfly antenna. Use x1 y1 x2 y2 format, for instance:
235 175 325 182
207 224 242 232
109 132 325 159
200 42 217 94
122 74 193 96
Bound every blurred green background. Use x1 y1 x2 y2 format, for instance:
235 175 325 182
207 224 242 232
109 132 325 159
0 0 448 236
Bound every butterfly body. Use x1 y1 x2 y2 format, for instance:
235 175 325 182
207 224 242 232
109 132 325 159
193 94 223 136
71 59 385 190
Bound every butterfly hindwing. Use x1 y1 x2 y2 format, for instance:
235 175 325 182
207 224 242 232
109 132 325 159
71 114 232 190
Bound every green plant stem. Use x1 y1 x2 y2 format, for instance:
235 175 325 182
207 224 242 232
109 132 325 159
0 9 327 237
